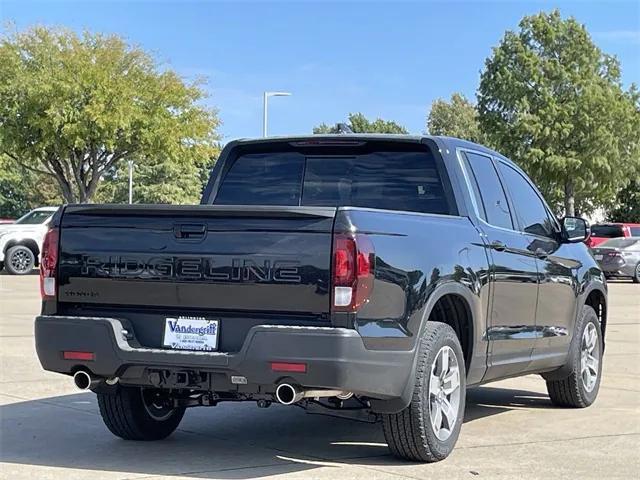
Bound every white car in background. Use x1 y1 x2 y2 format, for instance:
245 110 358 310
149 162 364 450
0 207 58 275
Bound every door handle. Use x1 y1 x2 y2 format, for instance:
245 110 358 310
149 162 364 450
534 248 549 260
489 241 506 252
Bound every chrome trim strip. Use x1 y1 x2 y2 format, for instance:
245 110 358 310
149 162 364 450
484 325 569 341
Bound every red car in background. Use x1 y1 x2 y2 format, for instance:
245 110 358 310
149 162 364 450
587 223 640 248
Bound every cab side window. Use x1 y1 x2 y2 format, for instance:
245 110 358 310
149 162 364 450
497 161 555 238
462 151 513 230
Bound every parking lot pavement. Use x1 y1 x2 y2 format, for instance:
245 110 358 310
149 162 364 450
0 274 638 480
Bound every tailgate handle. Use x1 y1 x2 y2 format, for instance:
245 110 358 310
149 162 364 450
175 224 206 240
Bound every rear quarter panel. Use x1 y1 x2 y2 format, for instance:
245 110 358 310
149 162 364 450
336 208 491 385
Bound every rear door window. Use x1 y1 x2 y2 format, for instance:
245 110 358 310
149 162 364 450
215 146 451 215
462 151 513 230
629 226 640 236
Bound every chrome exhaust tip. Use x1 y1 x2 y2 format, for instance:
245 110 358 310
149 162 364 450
275 383 304 405
73 370 100 391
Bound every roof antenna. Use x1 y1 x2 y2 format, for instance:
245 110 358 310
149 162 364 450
336 123 354 134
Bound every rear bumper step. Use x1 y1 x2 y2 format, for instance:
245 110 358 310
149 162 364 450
35 315 413 400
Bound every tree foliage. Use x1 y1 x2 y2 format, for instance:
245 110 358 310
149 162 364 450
477 10 640 215
0 26 220 204
314 112 408 134
95 151 219 205
0 155 61 218
607 180 640 223
427 93 484 143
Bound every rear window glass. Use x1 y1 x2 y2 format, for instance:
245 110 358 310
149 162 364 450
591 225 624 238
214 153 304 206
215 147 451 215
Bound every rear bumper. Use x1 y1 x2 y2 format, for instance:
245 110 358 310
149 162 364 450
598 262 633 277
35 315 413 400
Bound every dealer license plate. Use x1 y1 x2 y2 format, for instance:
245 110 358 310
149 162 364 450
594 254 603 261
163 317 219 351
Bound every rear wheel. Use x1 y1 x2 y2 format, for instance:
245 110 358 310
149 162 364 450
4 245 36 275
97 386 185 440
545 306 602 408
382 322 466 462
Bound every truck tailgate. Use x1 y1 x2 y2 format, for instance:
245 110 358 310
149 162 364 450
56 205 336 351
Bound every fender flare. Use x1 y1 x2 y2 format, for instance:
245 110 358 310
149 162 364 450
3 238 41 265
370 281 478 414
577 281 608 341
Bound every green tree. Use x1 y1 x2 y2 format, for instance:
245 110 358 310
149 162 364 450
607 180 640 223
427 93 483 143
0 155 61 218
477 10 640 215
95 149 220 204
314 112 408 134
0 26 220 204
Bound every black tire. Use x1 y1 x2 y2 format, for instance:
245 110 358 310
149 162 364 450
4 245 35 275
382 322 466 462
633 262 640 283
545 306 603 408
97 386 185 440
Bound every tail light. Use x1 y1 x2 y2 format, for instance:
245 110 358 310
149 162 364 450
331 233 375 312
40 227 59 299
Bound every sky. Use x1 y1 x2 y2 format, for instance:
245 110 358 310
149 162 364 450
1 0 639 142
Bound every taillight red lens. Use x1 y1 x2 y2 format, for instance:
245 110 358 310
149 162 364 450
332 233 374 312
40 227 59 300
334 236 356 285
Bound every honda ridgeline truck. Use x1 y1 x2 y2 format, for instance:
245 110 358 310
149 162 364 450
35 135 607 462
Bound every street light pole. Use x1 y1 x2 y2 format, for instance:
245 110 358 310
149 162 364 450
128 160 134 204
262 91 292 137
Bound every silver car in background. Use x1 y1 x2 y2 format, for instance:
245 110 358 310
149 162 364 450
590 237 640 283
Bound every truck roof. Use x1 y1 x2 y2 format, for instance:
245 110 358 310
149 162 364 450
225 134 511 168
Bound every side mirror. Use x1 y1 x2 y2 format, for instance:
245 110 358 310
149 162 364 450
561 216 590 243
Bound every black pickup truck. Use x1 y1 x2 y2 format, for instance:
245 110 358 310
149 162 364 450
35 135 607 462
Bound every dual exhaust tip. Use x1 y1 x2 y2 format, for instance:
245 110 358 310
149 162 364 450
275 383 352 405
73 373 350 405
73 370 101 391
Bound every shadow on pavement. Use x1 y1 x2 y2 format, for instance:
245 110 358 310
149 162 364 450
0 385 550 478
0 269 39 276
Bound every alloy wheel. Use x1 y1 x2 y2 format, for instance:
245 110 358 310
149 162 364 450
580 323 599 393
428 345 461 441
10 249 33 273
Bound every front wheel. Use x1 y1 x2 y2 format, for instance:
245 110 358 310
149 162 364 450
4 245 35 275
97 386 185 440
633 262 640 283
382 322 466 462
545 305 603 408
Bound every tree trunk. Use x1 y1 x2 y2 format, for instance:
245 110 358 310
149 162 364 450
564 181 575 217
53 174 77 204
